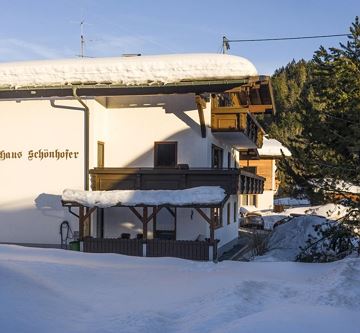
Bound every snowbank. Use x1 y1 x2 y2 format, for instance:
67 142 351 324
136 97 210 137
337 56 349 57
0 245 360 332
285 203 350 220
62 186 226 208
257 215 327 261
0 53 257 88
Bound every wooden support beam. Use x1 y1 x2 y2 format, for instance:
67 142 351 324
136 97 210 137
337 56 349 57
142 207 148 240
129 207 143 222
147 206 162 223
195 208 212 225
79 206 85 239
195 95 207 138
153 207 157 238
165 207 176 218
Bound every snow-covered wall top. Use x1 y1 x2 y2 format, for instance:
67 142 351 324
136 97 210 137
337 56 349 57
62 186 226 208
258 138 291 157
0 54 257 89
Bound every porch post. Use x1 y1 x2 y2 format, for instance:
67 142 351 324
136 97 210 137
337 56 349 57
79 206 85 239
142 207 148 240
153 207 157 239
142 207 148 257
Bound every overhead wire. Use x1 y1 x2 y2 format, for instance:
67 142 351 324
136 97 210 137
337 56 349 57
225 33 351 43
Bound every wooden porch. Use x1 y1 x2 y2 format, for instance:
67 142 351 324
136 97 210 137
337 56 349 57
62 202 222 261
62 168 264 261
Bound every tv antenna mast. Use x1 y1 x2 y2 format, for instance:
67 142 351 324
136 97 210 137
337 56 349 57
80 20 85 58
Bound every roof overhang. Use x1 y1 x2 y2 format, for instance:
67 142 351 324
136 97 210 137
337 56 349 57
0 77 268 100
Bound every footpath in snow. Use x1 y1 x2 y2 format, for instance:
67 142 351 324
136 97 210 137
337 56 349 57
0 245 359 333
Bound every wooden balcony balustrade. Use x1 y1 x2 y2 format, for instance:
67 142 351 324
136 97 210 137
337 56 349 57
210 76 274 148
89 167 265 195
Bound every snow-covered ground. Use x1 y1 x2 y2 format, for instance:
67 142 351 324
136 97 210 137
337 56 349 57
1 245 360 333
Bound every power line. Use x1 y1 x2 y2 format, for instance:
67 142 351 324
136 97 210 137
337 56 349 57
227 33 350 42
222 33 351 53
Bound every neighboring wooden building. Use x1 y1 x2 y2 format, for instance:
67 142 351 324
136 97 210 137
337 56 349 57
239 138 291 210
0 53 274 260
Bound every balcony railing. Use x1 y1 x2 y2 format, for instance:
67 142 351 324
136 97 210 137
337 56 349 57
90 167 265 195
210 76 274 148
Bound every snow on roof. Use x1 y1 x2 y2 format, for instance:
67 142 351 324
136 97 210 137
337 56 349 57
258 138 291 157
0 53 257 89
62 186 226 208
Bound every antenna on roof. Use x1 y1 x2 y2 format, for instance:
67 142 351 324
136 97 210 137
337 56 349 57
222 36 230 54
80 20 85 58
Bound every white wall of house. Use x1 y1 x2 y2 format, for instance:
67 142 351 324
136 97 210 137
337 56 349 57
255 159 276 211
255 191 274 210
92 94 239 248
0 94 242 249
100 94 235 169
0 99 85 245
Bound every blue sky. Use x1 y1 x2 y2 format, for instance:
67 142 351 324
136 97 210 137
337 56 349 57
0 0 358 74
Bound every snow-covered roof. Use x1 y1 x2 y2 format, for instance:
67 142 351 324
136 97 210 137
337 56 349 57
62 186 226 208
0 53 257 89
258 138 291 157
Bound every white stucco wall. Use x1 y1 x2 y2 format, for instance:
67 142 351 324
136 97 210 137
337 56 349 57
93 94 239 247
0 99 85 244
0 93 240 249
255 191 275 210
102 94 235 168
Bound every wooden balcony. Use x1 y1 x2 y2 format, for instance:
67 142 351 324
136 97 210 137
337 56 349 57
211 109 264 148
210 76 274 148
90 167 265 195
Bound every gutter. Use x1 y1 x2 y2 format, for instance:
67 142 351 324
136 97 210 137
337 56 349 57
72 87 90 191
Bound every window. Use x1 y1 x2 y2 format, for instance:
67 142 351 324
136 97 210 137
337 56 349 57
211 145 223 169
211 207 222 227
241 195 257 207
227 203 231 225
243 166 257 174
154 142 177 167
97 141 104 167
233 201 237 223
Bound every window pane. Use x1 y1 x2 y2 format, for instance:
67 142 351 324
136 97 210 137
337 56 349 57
155 142 177 167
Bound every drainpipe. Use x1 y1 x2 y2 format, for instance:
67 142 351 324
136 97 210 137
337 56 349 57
72 87 90 191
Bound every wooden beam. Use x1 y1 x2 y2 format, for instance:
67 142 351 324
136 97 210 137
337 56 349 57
142 207 148 240
153 207 157 238
146 206 162 223
129 207 143 222
195 95 207 138
83 206 97 221
195 208 212 225
165 207 176 218
79 206 85 239
248 104 273 113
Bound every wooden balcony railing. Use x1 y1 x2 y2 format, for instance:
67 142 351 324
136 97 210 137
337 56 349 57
90 167 265 195
210 76 274 148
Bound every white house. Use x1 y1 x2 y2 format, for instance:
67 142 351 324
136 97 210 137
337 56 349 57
0 53 274 260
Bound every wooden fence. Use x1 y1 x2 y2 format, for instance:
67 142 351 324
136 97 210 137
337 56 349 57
83 238 143 256
83 238 215 261
147 239 212 261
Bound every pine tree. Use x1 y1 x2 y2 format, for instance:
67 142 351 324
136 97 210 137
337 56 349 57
269 18 360 261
